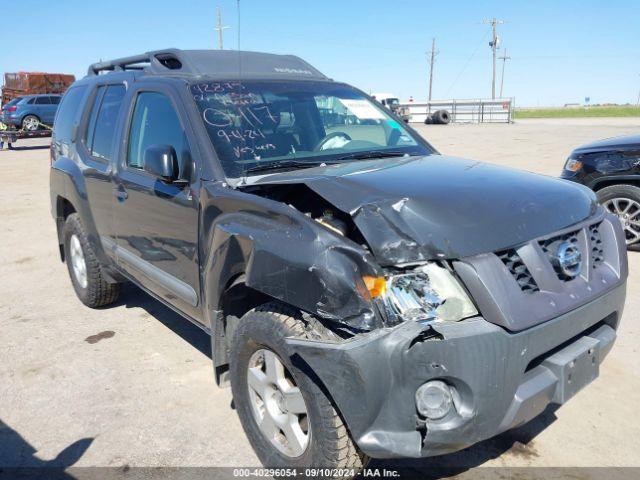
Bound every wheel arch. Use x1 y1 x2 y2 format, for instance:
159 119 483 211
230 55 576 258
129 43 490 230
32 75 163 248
54 195 77 261
592 176 640 191
200 185 384 384
50 161 118 281
211 274 273 386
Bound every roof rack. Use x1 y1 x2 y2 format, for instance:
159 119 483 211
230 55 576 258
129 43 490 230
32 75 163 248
87 49 188 76
87 48 330 81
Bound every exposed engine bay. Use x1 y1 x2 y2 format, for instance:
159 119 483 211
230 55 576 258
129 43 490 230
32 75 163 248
240 183 365 244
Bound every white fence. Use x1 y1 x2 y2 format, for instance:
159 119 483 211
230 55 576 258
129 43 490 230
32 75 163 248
401 98 515 124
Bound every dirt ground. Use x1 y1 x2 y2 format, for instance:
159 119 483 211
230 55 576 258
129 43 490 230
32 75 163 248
1 118 639 472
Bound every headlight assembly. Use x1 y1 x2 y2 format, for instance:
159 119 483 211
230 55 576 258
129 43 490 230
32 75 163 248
376 263 478 324
564 158 583 172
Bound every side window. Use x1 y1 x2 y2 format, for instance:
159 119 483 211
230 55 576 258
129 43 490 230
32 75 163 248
35 96 51 105
84 87 106 150
50 96 61 105
87 85 126 161
27 98 36 105
53 86 88 142
127 92 189 172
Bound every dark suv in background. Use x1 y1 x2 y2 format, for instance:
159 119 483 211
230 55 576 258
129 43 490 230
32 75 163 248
1 94 61 130
562 134 640 247
50 49 627 474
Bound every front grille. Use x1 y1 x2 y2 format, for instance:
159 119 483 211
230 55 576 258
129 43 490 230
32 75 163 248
495 218 609 293
589 223 604 269
539 230 581 281
497 249 539 293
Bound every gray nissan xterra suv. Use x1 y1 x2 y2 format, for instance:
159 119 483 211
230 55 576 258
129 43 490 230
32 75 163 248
50 49 628 472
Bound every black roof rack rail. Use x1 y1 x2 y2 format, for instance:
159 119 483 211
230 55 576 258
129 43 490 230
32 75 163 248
87 49 188 76
87 48 330 81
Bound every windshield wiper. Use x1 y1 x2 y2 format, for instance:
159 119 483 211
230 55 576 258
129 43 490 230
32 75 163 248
243 151 415 174
335 150 408 161
243 160 330 174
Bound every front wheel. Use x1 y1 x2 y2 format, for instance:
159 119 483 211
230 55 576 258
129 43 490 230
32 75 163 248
597 184 640 248
230 303 368 474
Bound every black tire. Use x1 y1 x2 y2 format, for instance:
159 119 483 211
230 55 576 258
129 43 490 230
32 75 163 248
63 213 120 307
424 115 434 124
597 184 640 249
21 114 40 131
230 302 368 474
432 109 451 125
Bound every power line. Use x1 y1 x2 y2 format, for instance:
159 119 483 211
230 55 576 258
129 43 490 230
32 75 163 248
499 48 511 98
444 30 490 98
427 38 439 101
482 18 505 99
214 6 230 50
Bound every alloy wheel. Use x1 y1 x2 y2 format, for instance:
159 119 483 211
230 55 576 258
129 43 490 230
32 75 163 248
69 234 88 288
247 348 310 458
23 116 39 131
603 197 640 245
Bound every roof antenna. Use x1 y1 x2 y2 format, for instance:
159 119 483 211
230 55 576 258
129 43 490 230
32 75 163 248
237 0 241 52
237 0 249 184
236 0 242 81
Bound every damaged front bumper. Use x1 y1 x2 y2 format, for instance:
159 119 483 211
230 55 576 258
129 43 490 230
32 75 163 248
285 282 625 459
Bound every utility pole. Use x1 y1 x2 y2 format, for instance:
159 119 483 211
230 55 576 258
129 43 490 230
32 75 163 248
498 48 511 98
427 38 438 102
483 18 504 99
214 7 230 50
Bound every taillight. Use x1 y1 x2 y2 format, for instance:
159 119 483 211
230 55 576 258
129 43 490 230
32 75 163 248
50 144 54 166
7 106 17 112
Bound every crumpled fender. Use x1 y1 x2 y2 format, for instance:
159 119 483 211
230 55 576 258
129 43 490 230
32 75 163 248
201 182 383 330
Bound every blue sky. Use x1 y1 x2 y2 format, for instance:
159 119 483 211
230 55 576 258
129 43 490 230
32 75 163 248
2 0 639 106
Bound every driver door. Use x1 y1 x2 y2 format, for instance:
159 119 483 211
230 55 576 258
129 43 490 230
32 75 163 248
113 84 202 322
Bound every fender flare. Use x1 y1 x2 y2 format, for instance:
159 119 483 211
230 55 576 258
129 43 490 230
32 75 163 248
589 175 640 191
51 157 111 268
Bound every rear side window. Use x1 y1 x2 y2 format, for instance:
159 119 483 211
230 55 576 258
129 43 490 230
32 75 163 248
54 86 88 141
50 96 61 105
84 85 126 160
127 92 188 170
3 97 22 107
35 96 50 105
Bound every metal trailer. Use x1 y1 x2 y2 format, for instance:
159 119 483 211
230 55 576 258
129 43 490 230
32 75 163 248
2 72 75 105
0 126 51 149
402 98 515 124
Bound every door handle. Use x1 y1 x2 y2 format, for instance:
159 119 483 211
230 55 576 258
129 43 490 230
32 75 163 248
114 186 128 202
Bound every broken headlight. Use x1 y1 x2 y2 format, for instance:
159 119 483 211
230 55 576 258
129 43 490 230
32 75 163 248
381 263 478 324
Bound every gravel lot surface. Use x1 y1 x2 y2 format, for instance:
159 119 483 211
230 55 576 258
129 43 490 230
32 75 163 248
1 118 639 473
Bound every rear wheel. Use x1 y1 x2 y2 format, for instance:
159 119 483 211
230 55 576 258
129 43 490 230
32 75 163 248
63 213 120 307
598 184 640 247
21 115 40 131
230 303 368 474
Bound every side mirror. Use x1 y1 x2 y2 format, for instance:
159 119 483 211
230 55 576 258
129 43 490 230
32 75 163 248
143 144 179 182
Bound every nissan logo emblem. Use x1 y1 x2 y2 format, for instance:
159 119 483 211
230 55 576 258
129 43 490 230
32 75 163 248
555 241 583 278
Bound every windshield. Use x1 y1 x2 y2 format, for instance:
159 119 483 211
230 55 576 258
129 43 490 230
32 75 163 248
190 81 432 177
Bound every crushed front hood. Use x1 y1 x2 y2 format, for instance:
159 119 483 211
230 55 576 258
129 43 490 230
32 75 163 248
251 155 598 265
